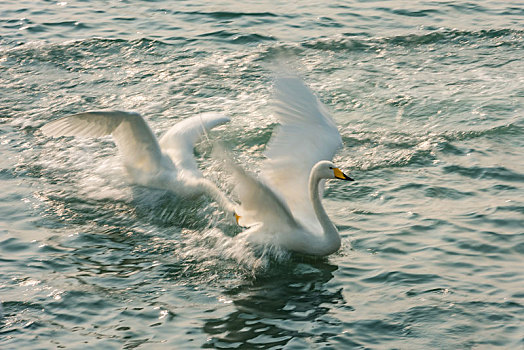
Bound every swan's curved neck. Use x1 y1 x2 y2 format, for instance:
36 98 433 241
197 179 236 213
309 167 341 252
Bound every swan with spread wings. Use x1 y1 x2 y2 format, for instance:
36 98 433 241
41 111 235 212
226 77 354 256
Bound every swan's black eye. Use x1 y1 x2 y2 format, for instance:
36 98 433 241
329 166 333 169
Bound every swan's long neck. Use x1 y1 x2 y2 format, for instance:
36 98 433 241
309 167 341 252
197 179 236 213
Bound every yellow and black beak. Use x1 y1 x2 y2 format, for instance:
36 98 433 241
234 212 241 225
333 167 354 181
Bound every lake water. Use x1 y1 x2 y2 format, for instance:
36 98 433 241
1 1 523 348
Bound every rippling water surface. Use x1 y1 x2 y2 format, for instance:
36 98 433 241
1 0 523 348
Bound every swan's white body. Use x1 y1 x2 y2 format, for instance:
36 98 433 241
41 111 235 212
229 77 353 256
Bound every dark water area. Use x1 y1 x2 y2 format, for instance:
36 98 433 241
1 0 523 348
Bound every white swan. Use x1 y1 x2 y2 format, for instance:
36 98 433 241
226 77 354 256
41 111 235 212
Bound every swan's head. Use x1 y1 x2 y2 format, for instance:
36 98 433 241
314 160 354 181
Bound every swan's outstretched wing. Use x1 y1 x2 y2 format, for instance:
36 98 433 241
222 152 297 230
41 111 164 173
159 113 230 177
261 77 343 229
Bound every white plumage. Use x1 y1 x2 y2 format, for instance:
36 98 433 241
226 76 353 256
41 111 235 212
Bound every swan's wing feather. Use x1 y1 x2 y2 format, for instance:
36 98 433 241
41 110 165 173
41 110 126 138
159 113 230 177
218 148 297 230
262 77 342 228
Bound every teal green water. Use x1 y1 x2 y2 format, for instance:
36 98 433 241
1 1 523 348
